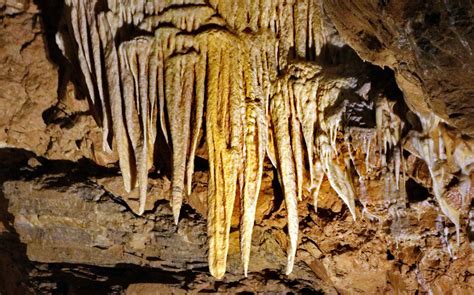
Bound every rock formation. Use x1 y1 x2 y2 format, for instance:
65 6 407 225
1 0 473 293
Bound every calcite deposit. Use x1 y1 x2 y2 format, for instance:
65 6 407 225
0 0 473 294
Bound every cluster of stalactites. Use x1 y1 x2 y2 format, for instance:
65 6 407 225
352 98 472 245
59 0 472 280
62 0 207 216
59 0 329 279
104 0 326 65
408 113 474 244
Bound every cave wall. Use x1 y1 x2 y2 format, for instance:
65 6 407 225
1 0 473 294
323 0 474 136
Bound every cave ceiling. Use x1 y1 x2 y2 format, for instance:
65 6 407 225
0 0 473 291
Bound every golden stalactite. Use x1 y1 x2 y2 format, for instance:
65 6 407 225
58 0 473 279
269 90 299 275
165 53 196 224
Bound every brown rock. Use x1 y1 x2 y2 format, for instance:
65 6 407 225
1 1 473 294
323 0 474 136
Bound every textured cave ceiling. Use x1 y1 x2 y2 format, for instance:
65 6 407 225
0 0 473 294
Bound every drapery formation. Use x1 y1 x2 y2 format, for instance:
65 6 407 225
58 0 473 279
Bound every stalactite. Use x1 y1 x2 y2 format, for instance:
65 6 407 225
155 35 168 145
88 1 112 154
287 82 304 202
119 37 155 215
204 31 247 279
59 0 474 280
318 133 357 220
117 35 139 192
239 43 267 277
294 0 308 58
137 40 154 214
314 77 358 219
147 39 159 152
376 97 402 166
66 0 105 143
98 11 133 192
294 79 319 189
411 124 461 244
186 47 207 195
311 159 325 211
165 53 196 224
138 6 218 33
270 91 299 275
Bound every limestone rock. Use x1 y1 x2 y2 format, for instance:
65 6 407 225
322 0 474 136
0 1 473 293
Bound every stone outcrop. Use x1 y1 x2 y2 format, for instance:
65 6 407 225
322 0 474 136
2 149 472 294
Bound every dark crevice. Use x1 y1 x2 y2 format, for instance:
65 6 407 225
406 178 430 203
386 249 395 260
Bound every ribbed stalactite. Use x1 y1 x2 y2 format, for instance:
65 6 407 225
269 90 299 275
165 53 196 223
239 39 268 278
58 0 473 279
204 31 243 279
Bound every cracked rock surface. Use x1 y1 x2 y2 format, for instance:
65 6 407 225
323 0 474 137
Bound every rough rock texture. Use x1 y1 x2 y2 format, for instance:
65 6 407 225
2 149 472 294
0 0 116 165
322 0 474 136
0 1 473 294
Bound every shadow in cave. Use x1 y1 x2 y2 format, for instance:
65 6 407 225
31 262 203 294
0 149 35 294
468 199 474 242
0 189 33 295
32 0 94 118
313 43 417 134
0 148 132 293
34 0 108 146
0 148 119 183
